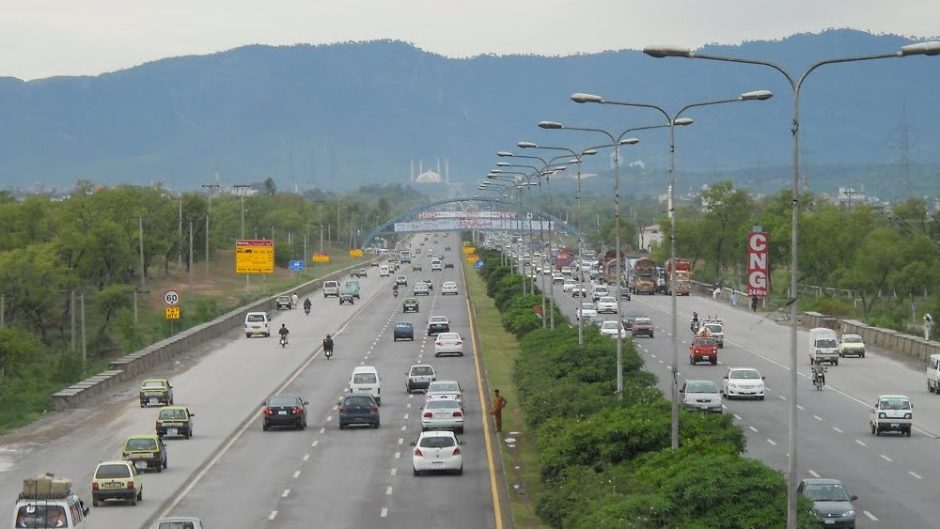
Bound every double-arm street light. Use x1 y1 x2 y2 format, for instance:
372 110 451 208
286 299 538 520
643 40 940 528
491 170 544 299
571 90 773 449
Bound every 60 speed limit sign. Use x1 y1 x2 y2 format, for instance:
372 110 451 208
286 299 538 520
164 290 181 306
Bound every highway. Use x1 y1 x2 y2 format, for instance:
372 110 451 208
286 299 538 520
551 279 940 528
0 235 498 529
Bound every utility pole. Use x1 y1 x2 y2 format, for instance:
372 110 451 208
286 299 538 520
70 290 76 352
138 215 146 291
234 184 251 292
177 196 183 268
80 291 87 365
201 183 220 274
188 218 194 291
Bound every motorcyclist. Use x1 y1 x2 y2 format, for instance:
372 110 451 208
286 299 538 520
278 324 290 344
690 312 701 333
392 284 399 297
323 334 334 355
303 297 312 312
811 361 826 389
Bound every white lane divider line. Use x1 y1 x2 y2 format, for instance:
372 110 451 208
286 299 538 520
779 395 787 401
863 511 878 521
880 454 893 462
406 402 412 408
380 507 389 518
813 415 822 421
855 439 867 447
319 427 326 434
796 404 804 410
908 470 922 479
312 440 319 447
398 438 404 445
282 489 290 498
749 426 759 433
303 454 310 461
650 354 656 358
326 416 333 422
390 468 397 476
767 439 777 446
808 470 820 478
403 413 409 420
833 426 844 433
332 405 338 410
401 425 407 431
733 414 743 421
386 486 393 495
394 451 401 459
269 511 278 521
293 470 301 479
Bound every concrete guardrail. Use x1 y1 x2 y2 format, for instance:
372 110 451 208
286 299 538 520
51 260 373 411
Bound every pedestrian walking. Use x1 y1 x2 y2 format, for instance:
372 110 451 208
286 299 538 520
729 290 738 307
751 296 759 312
489 389 508 433
925 313 933 341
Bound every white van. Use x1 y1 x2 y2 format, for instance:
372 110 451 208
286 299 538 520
430 259 443 271
379 265 390 277
927 353 940 393
349 366 382 405
808 327 839 365
244 312 271 338
869 394 913 436
322 280 340 297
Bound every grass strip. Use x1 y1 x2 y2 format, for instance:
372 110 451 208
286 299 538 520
465 266 551 529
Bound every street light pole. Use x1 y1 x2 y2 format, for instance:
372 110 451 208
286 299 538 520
201 183 220 274
643 39 939 528
234 184 251 291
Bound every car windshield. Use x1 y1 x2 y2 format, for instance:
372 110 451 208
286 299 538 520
353 373 378 384
96 463 131 478
634 318 651 324
426 400 460 410
396 323 412 329
879 397 911 410
126 437 157 450
430 317 447 323
843 335 862 343
438 333 459 341
159 408 187 420
581 303 595 310
157 522 198 529
247 314 266 322
686 381 719 393
414 284 428 290
344 396 374 407
601 322 620 330
429 382 459 392
600 297 615 303
731 369 761 380
142 380 166 390
706 324 723 332
694 338 717 346
268 396 300 407
419 435 456 448
803 484 850 502
277 296 290 301
15 505 68 528
815 338 837 348
410 366 433 376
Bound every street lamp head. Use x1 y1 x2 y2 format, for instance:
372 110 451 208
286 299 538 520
619 137 640 145
582 149 598 156
538 121 564 129
490 169 504 173
496 151 514 157
517 141 538 149
900 41 940 56
643 45 693 58
570 92 604 104
673 117 694 126
496 162 511 167
741 89 774 101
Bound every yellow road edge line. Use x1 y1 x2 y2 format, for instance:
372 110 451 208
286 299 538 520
464 262 505 529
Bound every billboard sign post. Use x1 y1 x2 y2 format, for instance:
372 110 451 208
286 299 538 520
747 228 769 298
236 240 274 274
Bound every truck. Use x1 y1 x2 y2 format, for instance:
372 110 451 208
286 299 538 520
14 473 89 529
632 257 657 295
665 257 692 296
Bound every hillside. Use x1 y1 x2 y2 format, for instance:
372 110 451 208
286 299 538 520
1 29 938 198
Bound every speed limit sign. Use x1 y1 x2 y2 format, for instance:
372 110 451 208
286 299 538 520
164 290 180 306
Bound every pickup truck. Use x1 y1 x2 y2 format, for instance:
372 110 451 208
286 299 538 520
339 284 357 305
343 280 361 299
689 336 718 365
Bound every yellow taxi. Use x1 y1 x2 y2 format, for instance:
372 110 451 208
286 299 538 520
121 434 167 472
91 460 142 506
138 378 174 407
155 406 195 439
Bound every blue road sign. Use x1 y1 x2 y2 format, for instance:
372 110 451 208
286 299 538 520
474 260 484 269
289 260 304 272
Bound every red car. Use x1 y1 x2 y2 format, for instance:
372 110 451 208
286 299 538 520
689 337 718 365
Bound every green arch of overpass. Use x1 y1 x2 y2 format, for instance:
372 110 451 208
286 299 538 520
360 197 578 247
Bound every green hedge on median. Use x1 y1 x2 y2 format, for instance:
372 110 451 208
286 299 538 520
474 248 816 529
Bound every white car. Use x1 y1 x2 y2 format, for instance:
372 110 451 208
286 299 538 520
599 320 626 338
420 398 464 433
426 380 463 408
413 430 463 475
721 368 766 400
430 259 443 271
596 296 618 314
592 286 609 302
434 332 464 357
562 279 577 292
441 281 459 295
870 394 913 436
577 302 597 320
552 273 565 284
561 266 572 276
681 379 723 413
395 275 408 286
571 286 587 297
413 282 430 296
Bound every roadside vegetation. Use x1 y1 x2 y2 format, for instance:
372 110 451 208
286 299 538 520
0 182 425 433
473 247 817 528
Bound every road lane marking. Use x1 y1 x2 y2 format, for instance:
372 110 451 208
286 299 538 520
391 468 397 476
778 395 787 401
733 414 743 420
319 427 326 434
326 415 333 422
813 415 822 421
386 486 393 495
293 470 301 479
303 453 310 461
282 489 290 498
401 425 407 431
767 439 777 446
855 439 867 447
269 511 278 520
749 426 759 433
395 451 401 459
808 470 820 478
381 507 389 518
312 440 319 447
880 454 893 462
398 438 404 445
796 404 804 410
833 427 843 433
908 471 922 479
863 511 878 521
403 413 409 420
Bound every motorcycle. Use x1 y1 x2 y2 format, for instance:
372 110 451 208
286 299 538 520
323 340 334 360
279 335 288 348
812 367 825 390
304 306 311 316
690 320 701 334
393 289 399 298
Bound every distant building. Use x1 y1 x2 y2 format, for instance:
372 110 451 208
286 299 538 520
640 224 664 251
834 186 867 207
411 159 450 185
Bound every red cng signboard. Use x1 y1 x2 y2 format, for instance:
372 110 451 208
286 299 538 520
747 230 769 297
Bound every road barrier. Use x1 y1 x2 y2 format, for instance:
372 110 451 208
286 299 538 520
51 260 373 411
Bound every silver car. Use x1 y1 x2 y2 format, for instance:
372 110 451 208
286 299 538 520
681 379 723 413
425 380 463 408
421 398 465 433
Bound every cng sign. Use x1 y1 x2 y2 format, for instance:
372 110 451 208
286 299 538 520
746 231 769 298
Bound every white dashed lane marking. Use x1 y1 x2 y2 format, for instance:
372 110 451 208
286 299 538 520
833 427 843 433
767 439 777 446
908 471 922 480
855 439 867 447
813 415 822 421
808 470 820 478
880 454 893 462
386 486 393 495
863 511 879 521
292 470 301 479
269 511 278 521
749 426 759 433
381 507 389 518
303 454 310 461
282 489 290 498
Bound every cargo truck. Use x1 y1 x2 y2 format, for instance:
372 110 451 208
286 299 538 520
665 257 692 296
632 257 657 295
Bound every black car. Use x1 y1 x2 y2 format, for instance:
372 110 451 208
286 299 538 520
262 395 309 431
444 262 455 269
427 316 450 335
394 322 415 341
621 310 648 331
338 393 380 429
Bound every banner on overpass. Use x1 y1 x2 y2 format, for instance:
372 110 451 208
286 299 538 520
394 219 553 232
417 211 517 219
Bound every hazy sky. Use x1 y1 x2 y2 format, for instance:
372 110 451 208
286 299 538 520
3 0 938 80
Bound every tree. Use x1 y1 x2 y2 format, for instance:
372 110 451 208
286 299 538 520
700 181 754 281
264 177 277 197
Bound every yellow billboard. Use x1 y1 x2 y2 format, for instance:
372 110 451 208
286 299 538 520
312 253 331 264
235 240 274 274
165 306 181 320
348 248 364 257
462 246 476 255
466 254 479 263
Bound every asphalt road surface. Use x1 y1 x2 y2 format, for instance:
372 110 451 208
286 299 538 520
0 235 499 529
551 280 940 528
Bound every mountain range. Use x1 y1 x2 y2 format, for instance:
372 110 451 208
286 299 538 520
1 29 938 199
